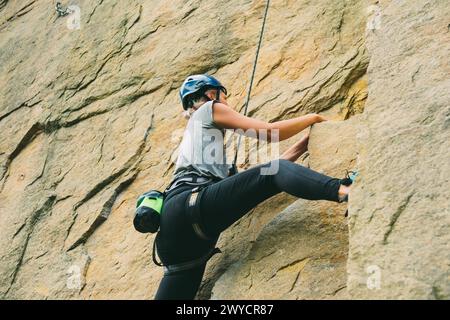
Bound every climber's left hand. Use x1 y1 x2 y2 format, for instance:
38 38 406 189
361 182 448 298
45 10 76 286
280 133 310 162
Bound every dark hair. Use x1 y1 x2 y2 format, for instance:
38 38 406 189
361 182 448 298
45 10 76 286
185 86 214 109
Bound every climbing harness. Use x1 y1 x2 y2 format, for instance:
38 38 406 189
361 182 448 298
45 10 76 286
134 175 218 234
55 2 72 17
164 173 218 194
151 183 221 275
152 233 221 275
230 0 271 175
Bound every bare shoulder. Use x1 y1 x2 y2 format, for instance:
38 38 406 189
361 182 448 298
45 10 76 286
212 102 236 116
212 101 228 110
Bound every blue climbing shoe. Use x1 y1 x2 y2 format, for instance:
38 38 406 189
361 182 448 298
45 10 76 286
341 170 358 217
340 170 359 187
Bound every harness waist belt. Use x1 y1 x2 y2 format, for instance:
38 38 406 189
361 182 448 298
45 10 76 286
165 174 214 193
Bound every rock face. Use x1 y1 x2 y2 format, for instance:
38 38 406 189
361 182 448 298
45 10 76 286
347 0 450 299
0 0 448 300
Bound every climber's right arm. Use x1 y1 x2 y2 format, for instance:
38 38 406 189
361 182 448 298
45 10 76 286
212 102 327 142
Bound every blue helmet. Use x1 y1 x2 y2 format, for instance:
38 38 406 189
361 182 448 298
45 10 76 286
179 74 227 110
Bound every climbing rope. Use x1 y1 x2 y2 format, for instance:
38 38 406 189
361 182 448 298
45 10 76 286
231 0 271 171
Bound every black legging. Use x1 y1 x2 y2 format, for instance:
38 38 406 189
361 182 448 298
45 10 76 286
154 159 342 300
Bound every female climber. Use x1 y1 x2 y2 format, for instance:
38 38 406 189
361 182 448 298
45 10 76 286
154 74 353 300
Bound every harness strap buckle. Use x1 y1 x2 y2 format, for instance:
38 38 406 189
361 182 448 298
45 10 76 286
187 187 212 241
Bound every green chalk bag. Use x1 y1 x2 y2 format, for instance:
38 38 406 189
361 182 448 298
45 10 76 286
133 190 164 233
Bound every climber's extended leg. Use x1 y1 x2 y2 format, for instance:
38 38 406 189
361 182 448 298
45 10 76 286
198 159 346 237
154 159 351 300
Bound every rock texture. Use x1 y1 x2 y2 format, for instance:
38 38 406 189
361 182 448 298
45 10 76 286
0 0 448 300
347 0 450 299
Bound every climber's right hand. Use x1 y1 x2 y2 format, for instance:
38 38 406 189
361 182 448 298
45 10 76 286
313 114 328 123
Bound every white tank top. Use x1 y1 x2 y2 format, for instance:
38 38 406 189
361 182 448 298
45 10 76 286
170 101 231 186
